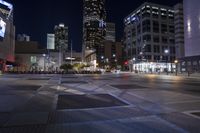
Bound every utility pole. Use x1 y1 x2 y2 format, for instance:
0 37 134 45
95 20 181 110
58 43 62 70
71 41 73 65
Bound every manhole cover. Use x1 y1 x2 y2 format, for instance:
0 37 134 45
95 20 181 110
57 94 128 110
61 81 87 84
111 84 147 89
27 78 50 80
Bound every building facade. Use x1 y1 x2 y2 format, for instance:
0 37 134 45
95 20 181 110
83 0 106 65
0 0 15 72
178 0 200 73
174 3 185 59
17 34 30 42
15 41 61 72
184 0 200 57
100 41 123 69
54 23 68 52
105 22 116 42
124 2 176 73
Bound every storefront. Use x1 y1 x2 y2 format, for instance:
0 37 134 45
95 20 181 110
132 62 176 73
179 55 200 73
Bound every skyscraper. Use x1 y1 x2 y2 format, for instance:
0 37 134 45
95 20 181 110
0 0 15 72
83 0 106 64
184 0 200 57
124 2 176 73
54 23 68 52
105 22 116 42
178 0 200 72
174 3 185 59
54 23 68 69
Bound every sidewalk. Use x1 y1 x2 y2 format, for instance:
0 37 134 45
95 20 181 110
127 71 200 79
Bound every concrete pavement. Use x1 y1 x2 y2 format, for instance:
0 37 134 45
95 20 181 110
0 73 200 133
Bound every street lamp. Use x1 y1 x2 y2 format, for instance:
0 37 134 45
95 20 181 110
114 59 117 68
43 54 46 71
174 60 178 76
132 57 136 72
164 49 169 75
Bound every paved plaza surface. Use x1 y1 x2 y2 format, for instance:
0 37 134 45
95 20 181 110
0 73 200 133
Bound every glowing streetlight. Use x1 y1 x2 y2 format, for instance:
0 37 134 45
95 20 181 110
174 60 178 76
164 49 169 54
43 54 46 71
164 49 169 75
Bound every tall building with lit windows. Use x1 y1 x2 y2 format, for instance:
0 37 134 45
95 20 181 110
105 22 116 42
174 3 184 59
83 0 106 65
184 0 200 57
178 0 200 73
124 2 176 73
0 0 15 72
54 23 68 52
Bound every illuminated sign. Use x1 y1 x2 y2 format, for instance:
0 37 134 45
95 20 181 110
0 17 6 37
47 34 55 50
0 0 13 9
30 56 37 64
99 19 106 28
0 0 13 19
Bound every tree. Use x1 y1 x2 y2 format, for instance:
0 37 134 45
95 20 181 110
60 64 72 72
73 63 87 71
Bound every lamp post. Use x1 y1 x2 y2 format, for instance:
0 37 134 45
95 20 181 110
101 56 104 68
70 41 73 65
133 57 136 72
114 59 117 68
164 49 169 75
112 54 117 69
174 60 178 76
43 54 46 71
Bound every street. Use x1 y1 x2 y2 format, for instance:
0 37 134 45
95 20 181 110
0 73 200 133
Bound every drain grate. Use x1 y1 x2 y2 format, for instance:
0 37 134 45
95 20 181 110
111 84 147 89
61 81 88 84
57 94 128 110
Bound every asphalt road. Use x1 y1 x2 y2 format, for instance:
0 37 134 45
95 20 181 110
0 73 200 133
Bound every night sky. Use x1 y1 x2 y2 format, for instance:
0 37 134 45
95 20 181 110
7 0 182 52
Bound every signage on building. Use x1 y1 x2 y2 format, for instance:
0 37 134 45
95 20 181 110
0 17 6 38
0 0 13 19
99 19 106 28
47 34 55 50
30 56 37 64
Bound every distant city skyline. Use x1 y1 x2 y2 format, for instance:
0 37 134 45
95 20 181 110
8 0 182 52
